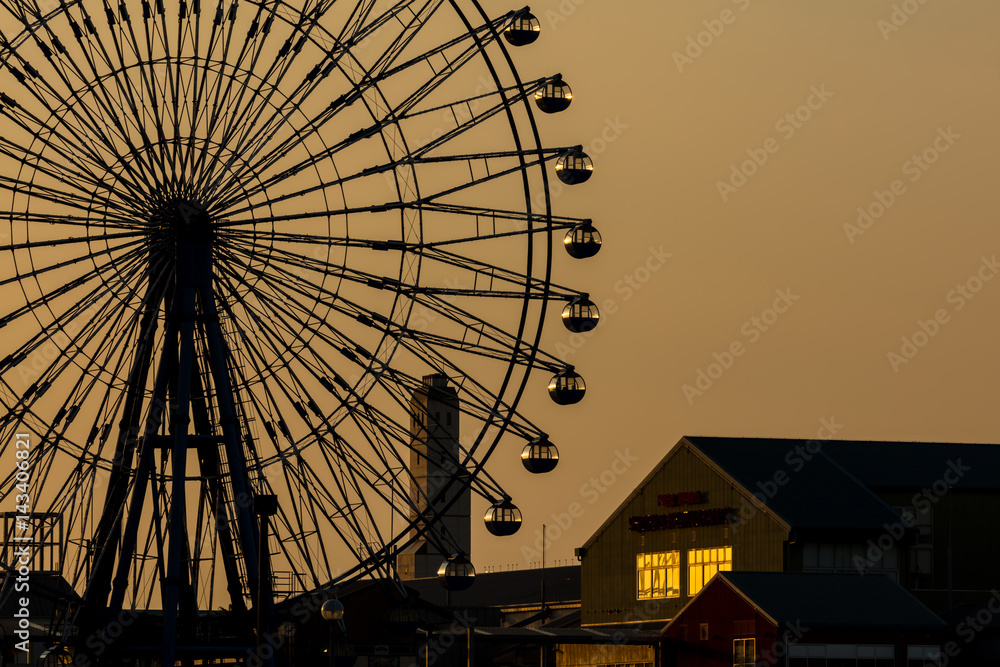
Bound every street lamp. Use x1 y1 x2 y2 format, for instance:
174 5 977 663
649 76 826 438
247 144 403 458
321 598 345 667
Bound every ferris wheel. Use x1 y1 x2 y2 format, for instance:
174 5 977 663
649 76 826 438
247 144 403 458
0 0 602 661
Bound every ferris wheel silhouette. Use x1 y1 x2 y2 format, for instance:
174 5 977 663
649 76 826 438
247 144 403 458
0 1 602 662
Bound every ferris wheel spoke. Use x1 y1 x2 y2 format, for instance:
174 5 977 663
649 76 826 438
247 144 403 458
378 332 538 446
220 145 567 220
0 232 152 294
375 13 514 118
110 3 178 182
360 0 444 81
0 241 154 335
396 290 549 366
211 266 359 412
200 0 418 183
217 237 563 379
213 206 578 243
185 3 276 185
170 8 214 182
334 398 507 539
215 70 554 214
167 6 238 186
417 245 568 297
0 128 143 215
213 265 424 468
213 8 511 196
179 6 238 190
1 249 164 419
215 68 531 213
26 12 166 189
56 7 167 186
0 39 162 203
0 177 136 224
0 228 147 253
190 1 338 194
284 463 369 582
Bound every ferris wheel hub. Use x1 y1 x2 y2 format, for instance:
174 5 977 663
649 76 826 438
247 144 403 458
151 199 214 236
155 199 216 287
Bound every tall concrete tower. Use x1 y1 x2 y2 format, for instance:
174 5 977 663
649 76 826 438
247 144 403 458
397 373 470 580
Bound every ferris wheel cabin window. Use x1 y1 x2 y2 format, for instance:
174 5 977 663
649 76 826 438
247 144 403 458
636 551 680 599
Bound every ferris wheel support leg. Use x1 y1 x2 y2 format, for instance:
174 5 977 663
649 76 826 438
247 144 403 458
162 287 198 667
190 371 250 615
84 294 162 613
199 285 275 664
99 307 178 655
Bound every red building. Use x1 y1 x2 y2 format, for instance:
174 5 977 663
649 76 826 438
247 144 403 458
662 571 947 667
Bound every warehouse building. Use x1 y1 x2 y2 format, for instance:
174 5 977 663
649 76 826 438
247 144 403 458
567 436 1000 665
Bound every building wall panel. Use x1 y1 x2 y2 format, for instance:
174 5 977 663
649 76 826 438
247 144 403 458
582 441 789 625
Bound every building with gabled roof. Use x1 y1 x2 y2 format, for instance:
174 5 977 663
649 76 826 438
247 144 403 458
578 436 1000 629
662 572 947 667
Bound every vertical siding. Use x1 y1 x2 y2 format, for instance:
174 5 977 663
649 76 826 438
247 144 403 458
582 442 789 625
661 579 779 667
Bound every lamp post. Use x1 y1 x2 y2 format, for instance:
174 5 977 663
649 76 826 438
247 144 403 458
321 598 344 667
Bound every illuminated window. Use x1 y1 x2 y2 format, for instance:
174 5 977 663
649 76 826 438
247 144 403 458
734 638 755 667
636 551 680 599
688 546 732 596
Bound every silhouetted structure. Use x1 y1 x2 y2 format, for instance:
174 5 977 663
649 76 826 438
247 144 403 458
397 374 470 580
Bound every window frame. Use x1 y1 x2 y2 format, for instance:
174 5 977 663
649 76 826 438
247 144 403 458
734 637 756 667
636 550 681 600
687 546 733 596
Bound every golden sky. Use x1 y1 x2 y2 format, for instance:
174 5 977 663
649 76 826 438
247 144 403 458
1 0 996 588
491 0 1000 569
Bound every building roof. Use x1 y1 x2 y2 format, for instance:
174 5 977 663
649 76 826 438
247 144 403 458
687 437 906 532
805 439 995 490
714 572 946 630
688 437 999 490
403 565 580 609
583 435 1000 550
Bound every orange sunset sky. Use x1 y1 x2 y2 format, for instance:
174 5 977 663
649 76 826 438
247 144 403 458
491 0 1000 569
